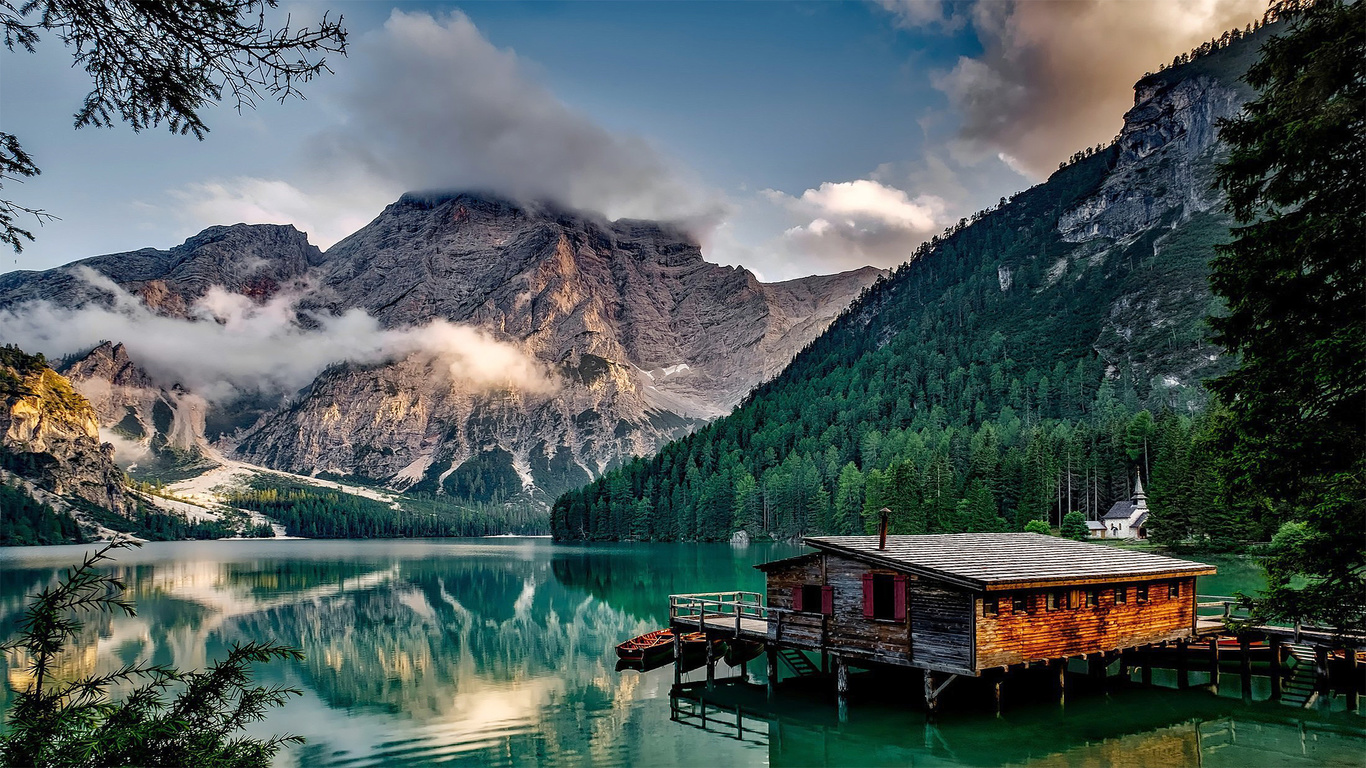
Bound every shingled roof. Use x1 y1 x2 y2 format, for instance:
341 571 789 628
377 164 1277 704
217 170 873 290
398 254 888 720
800 533 1214 591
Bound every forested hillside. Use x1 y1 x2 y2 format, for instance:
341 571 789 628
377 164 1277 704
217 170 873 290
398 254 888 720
553 26 1277 546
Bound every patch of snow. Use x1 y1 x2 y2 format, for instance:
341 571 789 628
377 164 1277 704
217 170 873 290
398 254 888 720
1162 376 1182 387
661 364 691 376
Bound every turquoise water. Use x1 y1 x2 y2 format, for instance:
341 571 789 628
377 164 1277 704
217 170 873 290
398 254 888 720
0 540 1360 767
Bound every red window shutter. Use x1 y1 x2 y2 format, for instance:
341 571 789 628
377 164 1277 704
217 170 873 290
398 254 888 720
893 575 908 622
862 573 874 618
821 585 834 615
792 585 804 612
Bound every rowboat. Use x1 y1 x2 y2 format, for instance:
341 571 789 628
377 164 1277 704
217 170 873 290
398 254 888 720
616 629 677 663
615 629 726 666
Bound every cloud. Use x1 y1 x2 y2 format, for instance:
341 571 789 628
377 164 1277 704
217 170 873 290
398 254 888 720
167 9 723 249
761 179 946 272
876 0 967 31
932 0 1265 177
0 267 558 402
168 177 401 253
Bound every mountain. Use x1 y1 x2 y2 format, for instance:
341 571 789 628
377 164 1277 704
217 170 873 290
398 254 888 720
0 195 882 504
0 346 132 516
552 25 1272 542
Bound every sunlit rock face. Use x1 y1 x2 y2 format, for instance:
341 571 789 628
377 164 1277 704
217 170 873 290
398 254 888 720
0 355 132 514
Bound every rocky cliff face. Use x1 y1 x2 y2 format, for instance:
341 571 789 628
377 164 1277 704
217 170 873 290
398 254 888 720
0 348 131 513
238 193 882 498
60 341 211 475
0 197 880 500
1050 32 1267 400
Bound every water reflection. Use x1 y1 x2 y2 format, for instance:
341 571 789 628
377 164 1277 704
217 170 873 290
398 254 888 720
0 540 1359 767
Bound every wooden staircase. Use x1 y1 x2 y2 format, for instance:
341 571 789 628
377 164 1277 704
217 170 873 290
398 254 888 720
778 648 820 678
1280 643 1320 707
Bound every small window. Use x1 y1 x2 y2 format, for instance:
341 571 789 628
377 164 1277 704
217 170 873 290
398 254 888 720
1169 581 1180 599
1012 594 1027 614
802 584 823 612
983 597 999 616
1047 591 1066 611
1137 584 1149 603
873 574 897 619
1085 590 1098 608
1114 587 1128 605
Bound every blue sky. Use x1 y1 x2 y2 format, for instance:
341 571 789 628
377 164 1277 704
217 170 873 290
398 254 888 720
1 0 1264 280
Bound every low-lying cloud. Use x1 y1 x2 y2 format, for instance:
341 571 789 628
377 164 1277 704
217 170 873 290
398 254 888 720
0 267 557 402
927 0 1265 177
174 9 723 250
761 179 946 272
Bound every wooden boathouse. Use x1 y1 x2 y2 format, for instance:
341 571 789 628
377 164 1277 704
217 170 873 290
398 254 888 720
669 532 1218 710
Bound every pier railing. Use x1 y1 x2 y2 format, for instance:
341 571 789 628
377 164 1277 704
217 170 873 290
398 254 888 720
669 591 768 625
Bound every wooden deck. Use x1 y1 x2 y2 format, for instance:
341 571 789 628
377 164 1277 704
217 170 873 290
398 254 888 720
672 614 770 639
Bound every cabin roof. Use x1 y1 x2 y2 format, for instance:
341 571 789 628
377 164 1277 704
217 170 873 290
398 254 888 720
798 533 1214 591
754 552 820 571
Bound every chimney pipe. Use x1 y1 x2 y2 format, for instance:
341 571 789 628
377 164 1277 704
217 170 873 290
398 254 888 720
878 507 891 550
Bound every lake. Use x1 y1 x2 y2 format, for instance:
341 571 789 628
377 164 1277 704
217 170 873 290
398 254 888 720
1 540 1361 766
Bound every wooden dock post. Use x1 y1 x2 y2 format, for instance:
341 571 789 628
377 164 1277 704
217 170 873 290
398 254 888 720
1208 637 1220 693
1314 646 1329 699
924 670 939 715
1239 635 1253 700
705 632 716 689
992 674 1004 716
1346 646 1359 712
1142 645 1153 686
1118 649 1130 680
1177 640 1189 689
1269 636 1282 700
1057 659 1067 707
766 645 778 695
835 655 849 722
674 631 683 687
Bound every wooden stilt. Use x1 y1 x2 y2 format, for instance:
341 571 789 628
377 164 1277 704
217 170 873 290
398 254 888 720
924 670 939 715
1269 636 1282 700
1314 646 1330 698
705 633 716 689
993 675 1004 716
1239 635 1253 700
766 645 778 697
1177 640 1189 689
1346 647 1359 712
1208 637 1220 693
835 656 849 722
674 631 683 687
1057 659 1067 707
1142 645 1153 686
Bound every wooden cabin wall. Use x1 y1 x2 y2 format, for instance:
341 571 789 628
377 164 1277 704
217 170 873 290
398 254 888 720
907 578 973 672
764 556 826 648
764 553 974 674
824 553 913 667
976 577 1197 668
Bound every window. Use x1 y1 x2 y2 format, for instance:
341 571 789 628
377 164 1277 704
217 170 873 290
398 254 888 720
1137 584 1149 603
1114 586 1128 605
862 573 905 621
1047 591 1066 611
1168 581 1181 599
793 584 832 615
1012 594 1027 614
983 597 999 616
1085 590 1098 608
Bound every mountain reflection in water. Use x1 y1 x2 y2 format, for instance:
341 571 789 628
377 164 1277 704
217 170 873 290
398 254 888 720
0 540 1360 767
